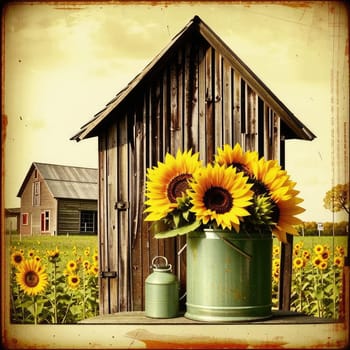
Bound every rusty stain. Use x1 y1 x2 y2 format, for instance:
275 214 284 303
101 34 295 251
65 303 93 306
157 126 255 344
126 329 288 349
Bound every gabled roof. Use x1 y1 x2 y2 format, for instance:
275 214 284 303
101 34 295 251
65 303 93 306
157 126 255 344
17 162 98 200
71 15 316 142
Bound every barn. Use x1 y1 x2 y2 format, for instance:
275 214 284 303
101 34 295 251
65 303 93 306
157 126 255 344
17 162 98 236
72 16 316 314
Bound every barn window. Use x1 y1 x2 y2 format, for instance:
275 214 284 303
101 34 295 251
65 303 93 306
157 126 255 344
40 210 50 232
21 213 28 226
32 181 40 206
80 210 97 233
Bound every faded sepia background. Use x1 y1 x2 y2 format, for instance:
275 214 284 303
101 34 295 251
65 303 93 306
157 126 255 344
3 1 349 223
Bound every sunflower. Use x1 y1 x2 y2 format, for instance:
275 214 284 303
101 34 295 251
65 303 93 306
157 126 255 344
67 274 80 289
293 257 304 269
92 253 98 263
215 143 258 175
28 249 35 258
302 250 311 260
250 158 291 199
314 244 324 255
336 246 345 256
89 265 99 276
47 247 60 263
270 194 305 243
318 261 328 270
66 260 77 272
312 256 322 267
188 164 253 231
11 251 25 266
144 149 202 221
272 258 280 268
272 267 280 282
321 249 330 261
16 259 48 296
334 256 344 268
83 260 91 271
273 245 280 256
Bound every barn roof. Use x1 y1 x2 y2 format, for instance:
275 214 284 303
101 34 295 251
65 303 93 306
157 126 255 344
71 15 316 142
17 162 98 200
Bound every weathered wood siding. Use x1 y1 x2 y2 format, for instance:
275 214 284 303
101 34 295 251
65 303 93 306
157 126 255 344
19 169 57 235
98 39 286 314
57 198 97 235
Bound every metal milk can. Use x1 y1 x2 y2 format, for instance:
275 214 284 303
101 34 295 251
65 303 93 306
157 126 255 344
145 256 179 318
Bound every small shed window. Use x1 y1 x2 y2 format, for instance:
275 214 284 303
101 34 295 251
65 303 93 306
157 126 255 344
21 213 28 226
80 210 97 233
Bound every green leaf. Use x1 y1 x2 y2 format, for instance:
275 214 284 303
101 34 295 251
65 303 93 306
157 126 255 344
154 220 201 239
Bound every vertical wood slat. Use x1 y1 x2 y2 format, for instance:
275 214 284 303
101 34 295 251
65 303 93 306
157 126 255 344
214 52 223 151
98 134 109 315
222 59 232 145
117 115 130 311
246 86 257 151
107 123 119 313
233 70 241 145
198 45 206 159
170 61 181 153
205 47 214 162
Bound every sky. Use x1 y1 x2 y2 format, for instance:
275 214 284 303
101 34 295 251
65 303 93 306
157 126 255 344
3 1 349 223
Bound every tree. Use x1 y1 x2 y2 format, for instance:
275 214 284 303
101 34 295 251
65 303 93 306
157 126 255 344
323 183 349 214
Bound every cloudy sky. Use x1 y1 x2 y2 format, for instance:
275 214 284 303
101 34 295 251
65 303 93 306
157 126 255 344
3 1 349 222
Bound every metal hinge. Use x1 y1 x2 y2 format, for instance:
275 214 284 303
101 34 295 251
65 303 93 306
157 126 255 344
100 271 118 278
115 201 129 210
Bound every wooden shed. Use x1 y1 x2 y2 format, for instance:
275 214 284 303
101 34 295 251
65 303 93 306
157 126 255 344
72 16 316 314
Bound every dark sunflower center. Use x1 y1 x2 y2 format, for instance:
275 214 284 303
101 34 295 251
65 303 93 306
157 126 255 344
252 179 270 196
72 277 78 284
25 271 39 288
14 255 23 263
204 186 233 214
231 162 250 175
167 174 192 203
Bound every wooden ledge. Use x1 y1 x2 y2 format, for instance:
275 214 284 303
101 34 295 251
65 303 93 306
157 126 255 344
79 310 338 325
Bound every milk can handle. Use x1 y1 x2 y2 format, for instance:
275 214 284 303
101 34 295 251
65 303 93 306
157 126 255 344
152 256 172 270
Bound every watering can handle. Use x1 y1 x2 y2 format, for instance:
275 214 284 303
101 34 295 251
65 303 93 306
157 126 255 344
152 256 171 269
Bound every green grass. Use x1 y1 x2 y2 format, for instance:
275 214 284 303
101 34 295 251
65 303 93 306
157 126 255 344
293 235 348 251
7 234 98 258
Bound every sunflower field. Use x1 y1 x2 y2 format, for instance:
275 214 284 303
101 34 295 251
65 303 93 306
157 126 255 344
7 234 347 323
9 235 98 324
272 236 347 319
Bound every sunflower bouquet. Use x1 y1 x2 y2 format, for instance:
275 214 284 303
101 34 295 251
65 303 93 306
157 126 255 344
144 143 304 243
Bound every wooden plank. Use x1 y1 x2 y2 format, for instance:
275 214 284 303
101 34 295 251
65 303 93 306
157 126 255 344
117 114 130 312
222 59 232 145
257 97 265 157
205 47 214 162
214 51 223 150
189 42 199 151
198 45 206 159
170 60 181 153
246 86 257 151
279 235 293 310
233 70 241 145
108 123 119 313
98 133 109 315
